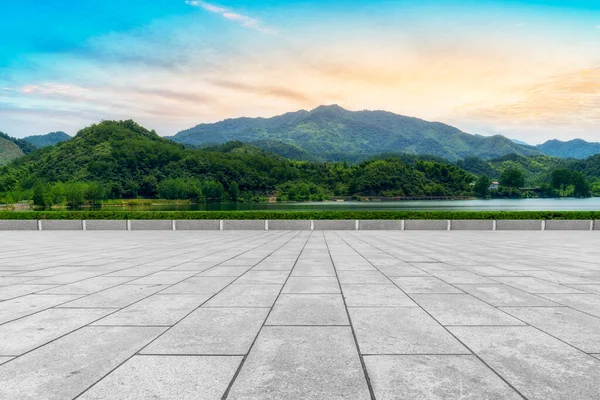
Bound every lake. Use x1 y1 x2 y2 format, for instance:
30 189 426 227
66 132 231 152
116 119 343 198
61 198 600 212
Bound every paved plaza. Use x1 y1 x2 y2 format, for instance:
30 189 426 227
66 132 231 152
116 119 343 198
0 230 600 399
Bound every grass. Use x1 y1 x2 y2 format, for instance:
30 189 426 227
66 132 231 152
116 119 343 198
1 210 600 220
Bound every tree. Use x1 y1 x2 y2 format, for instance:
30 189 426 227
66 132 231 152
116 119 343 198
32 183 46 206
201 181 224 201
499 167 525 188
474 174 492 198
551 169 572 196
228 181 239 202
64 182 86 207
571 172 591 198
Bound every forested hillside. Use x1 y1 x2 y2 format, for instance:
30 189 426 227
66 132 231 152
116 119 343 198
0 120 475 205
172 105 541 161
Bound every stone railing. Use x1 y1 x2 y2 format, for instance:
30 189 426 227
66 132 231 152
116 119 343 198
0 219 598 231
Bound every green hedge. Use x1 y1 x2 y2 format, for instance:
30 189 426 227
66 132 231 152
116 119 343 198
1 211 600 220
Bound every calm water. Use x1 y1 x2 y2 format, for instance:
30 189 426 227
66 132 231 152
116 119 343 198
64 198 600 212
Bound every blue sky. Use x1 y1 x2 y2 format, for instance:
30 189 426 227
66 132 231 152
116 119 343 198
1 0 599 143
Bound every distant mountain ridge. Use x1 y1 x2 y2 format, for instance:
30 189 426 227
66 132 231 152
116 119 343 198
23 131 71 148
536 139 600 159
172 105 542 161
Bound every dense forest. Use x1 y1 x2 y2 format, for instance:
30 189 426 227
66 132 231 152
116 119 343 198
0 120 598 207
0 120 476 206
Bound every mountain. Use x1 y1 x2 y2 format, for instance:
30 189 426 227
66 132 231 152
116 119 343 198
0 120 475 201
510 138 531 146
0 136 24 166
0 131 36 154
23 131 71 148
172 105 542 161
537 139 600 159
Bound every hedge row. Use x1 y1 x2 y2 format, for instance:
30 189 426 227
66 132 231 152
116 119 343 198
1 211 600 220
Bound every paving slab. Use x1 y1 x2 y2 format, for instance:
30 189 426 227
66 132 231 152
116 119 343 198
92 294 210 326
491 276 585 294
500 306 600 352
392 277 464 293
349 307 469 354
0 294 83 324
0 308 113 355
78 355 242 400
449 326 600 400
365 355 522 399
141 307 268 355
227 326 370 399
282 276 340 293
1 230 600 398
266 294 348 325
342 284 416 307
455 284 559 307
412 294 525 326
204 284 282 307
0 326 165 400
154 276 235 294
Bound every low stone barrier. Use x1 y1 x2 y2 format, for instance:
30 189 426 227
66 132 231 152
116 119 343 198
86 220 127 231
0 220 38 230
130 220 172 231
405 220 448 230
268 220 312 230
41 220 83 230
496 220 543 231
313 220 356 230
0 219 597 231
175 220 220 230
451 220 494 230
223 220 265 230
359 220 404 230
545 220 592 231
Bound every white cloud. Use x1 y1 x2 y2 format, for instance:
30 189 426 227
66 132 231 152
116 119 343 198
186 1 274 34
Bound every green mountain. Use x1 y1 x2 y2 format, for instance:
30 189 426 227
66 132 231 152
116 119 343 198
0 120 475 202
537 139 600 159
0 131 36 155
23 131 71 148
0 137 24 166
172 105 542 161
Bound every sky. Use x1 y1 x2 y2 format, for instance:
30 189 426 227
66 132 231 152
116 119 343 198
1 0 599 144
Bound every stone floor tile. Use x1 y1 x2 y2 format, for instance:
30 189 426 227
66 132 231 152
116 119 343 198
342 284 416 307
227 326 370 400
0 294 82 324
392 277 464 294
0 308 113 355
78 355 242 400
449 326 600 400
411 294 524 326
161 276 236 294
57 284 166 308
282 276 340 294
0 326 165 400
204 284 281 307
92 294 210 326
349 307 469 354
538 294 600 317
491 277 584 294
266 294 348 325
141 307 269 355
235 270 289 284
455 284 559 307
365 355 522 399
500 306 600 352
